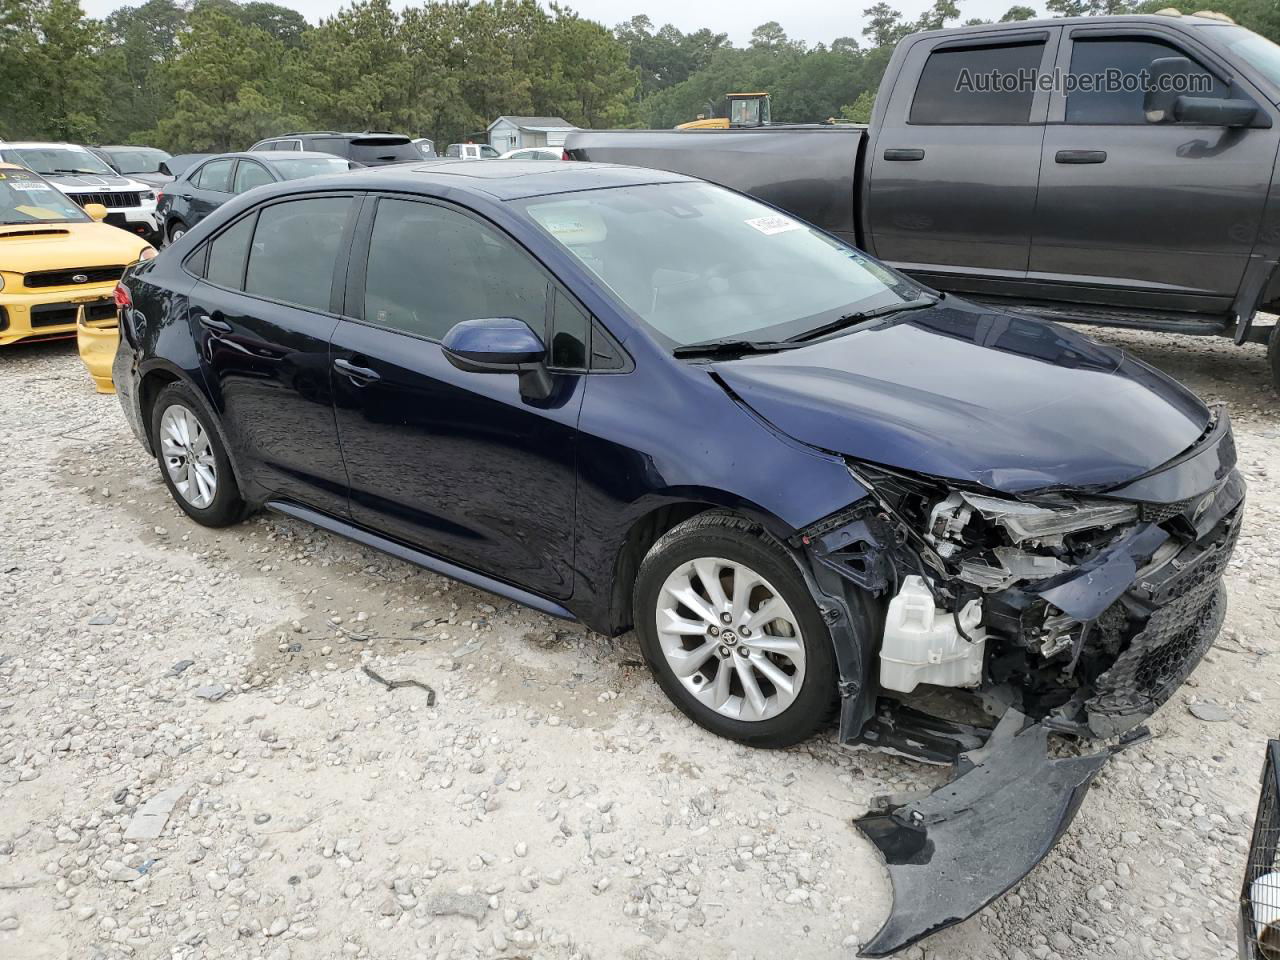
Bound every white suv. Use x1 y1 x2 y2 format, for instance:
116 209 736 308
0 142 159 243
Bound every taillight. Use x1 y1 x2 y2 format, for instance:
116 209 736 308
155 192 164 205
114 283 132 309
561 149 570 161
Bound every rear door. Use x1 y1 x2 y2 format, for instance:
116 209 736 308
866 28 1058 287
188 193 359 516
232 158 275 195
1031 25 1280 315
329 194 585 599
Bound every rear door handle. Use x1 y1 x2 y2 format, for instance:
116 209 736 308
1055 150 1107 164
334 357 381 384
883 148 925 161
199 314 232 333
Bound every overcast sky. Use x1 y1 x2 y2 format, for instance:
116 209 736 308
78 0 1031 46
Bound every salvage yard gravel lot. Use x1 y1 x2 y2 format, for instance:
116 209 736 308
1 325 1277 960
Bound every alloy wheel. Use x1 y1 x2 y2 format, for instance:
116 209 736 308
655 557 806 722
159 404 217 509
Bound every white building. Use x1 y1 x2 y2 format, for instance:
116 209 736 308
486 116 576 153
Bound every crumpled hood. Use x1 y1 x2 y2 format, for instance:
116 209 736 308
713 301 1211 494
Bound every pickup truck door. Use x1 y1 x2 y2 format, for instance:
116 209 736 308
865 28 1058 285
1030 25 1280 316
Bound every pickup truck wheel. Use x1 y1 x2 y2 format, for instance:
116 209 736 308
1269 325 1280 393
633 512 836 748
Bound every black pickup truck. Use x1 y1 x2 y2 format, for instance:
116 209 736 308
566 13 1280 387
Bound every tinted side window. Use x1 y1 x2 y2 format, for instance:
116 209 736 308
233 161 273 194
363 198 549 341
309 137 353 158
205 215 255 290
549 287 587 369
245 197 352 311
1066 38 1227 124
910 41 1046 124
195 159 234 192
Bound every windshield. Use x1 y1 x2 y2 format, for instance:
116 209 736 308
518 181 923 348
101 146 171 174
1 146 116 176
0 171 89 224
1202 25 1280 89
269 157 352 180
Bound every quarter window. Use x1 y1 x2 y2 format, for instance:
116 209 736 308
1065 38 1227 124
244 197 352 311
233 161 273 194
362 198 549 342
910 40 1046 124
194 159 235 193
205 215 255 289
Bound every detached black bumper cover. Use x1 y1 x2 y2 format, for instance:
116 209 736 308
855 711 1110 957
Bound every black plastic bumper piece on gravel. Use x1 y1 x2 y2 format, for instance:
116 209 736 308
854 711 1110 957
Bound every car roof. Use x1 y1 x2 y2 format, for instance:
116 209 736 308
356 160 694 201
0 141 95 150
198 151 346 163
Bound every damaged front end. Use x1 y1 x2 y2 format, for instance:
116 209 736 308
793 407 1244 956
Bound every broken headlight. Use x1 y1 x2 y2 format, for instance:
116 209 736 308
955 492 1138 545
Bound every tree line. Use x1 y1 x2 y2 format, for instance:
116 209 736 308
1 0 1277 154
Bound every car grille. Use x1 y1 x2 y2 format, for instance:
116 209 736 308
1139 496 1197 523
23 266 125 289
30 300 115 328
1086 512 1240 721
69 192 142 209
1241 741 1280 960
0 306 8 332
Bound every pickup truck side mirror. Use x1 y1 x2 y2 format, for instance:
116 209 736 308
441 317 553 400
1143 56 1262 127
1143 57 1195 123
1172 95 1259 127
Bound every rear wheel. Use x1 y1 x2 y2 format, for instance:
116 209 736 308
633 513 836 748
150 382 246 527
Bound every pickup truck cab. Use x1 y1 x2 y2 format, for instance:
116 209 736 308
567 14 1280 387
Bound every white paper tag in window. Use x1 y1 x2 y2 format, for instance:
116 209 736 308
745 215 801 236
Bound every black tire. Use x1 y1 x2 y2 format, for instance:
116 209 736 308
166 220 187 245
1269 325 1280 393
150 382 247 527
633 512 837 748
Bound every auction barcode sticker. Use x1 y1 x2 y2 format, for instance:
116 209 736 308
745 215 801 236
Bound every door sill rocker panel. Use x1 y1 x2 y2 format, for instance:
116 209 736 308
264 499 577 622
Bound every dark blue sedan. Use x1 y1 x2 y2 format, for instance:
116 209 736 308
111 160 1242 954
155 151 354 245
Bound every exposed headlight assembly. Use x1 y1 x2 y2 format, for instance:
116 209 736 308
958 492 1138 544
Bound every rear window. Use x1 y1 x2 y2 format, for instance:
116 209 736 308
910 39 1047 124
320 137 420 164
244 197 352 311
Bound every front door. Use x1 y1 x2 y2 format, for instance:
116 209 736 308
866 28 1058 287
1031 26 1280 314
330 195 584 599
189 193 359 516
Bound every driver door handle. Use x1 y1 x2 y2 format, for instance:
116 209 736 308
1055 149 1107 164
334 357 381 384
199 314 232 333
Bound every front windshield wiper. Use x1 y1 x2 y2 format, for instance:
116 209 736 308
672 339 811 359
787 294 941 343
50 168 104 175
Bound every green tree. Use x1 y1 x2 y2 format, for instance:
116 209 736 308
10 0 108 141
1001 5 1039 20
862 3 910 47
100 0 186 142
839 88 876 122
916 0 961 30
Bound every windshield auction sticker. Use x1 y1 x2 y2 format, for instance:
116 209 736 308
745 215 801 236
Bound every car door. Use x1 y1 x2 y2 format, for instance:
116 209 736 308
187 158 235 226
187 193 359 516
329 194 586 599
1031 26 1280 315
865 27 1058 289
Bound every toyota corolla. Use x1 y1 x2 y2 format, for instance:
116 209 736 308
111 161 1244 956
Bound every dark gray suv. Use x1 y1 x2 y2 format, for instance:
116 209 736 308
248 132 421 166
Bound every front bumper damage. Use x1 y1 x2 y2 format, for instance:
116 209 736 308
793 408 1244 956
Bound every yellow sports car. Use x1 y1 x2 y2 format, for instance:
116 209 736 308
0 162 154 386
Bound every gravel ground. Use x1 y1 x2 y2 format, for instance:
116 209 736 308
0 325 1277 960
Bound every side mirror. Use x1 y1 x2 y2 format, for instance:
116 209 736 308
84 203 108 222
441 317 553 400
1144 56 1195 123
1173 95 1259 127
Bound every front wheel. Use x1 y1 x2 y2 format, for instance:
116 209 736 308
166 220 187 245
633 513 836 748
